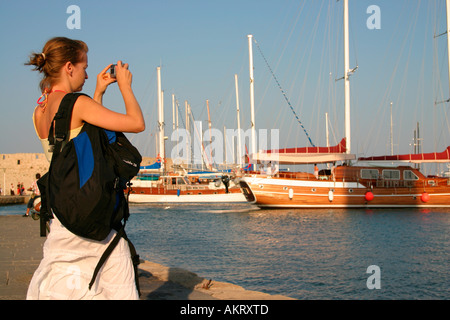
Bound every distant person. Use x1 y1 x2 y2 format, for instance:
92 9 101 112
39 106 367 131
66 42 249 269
331 162 336 182
10 183 14 195
25 36 145 300
314 164 319 179
266 161 272 175
24 173 41 217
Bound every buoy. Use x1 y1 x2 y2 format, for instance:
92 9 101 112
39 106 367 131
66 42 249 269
365 191 374 202
288 188 294 200
328 190 334 202
421 192 430 203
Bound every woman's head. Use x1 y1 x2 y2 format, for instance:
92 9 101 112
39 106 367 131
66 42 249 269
26 37 88 92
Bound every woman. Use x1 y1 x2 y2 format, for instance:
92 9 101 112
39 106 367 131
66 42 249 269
25 37 145 300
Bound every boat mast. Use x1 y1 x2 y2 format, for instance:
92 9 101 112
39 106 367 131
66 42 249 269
343 0 351 155
206 100 213 170
447 0 450 101
172 94 176 131
248 34 257 156
185 101 190 165
175 95 179 159
235 74 243 167
390 102 394 155
157 66 165 173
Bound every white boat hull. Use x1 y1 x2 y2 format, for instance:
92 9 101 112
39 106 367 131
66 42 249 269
129 192 246 203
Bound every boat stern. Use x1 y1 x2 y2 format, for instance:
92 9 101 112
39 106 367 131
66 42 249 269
239 179 256 203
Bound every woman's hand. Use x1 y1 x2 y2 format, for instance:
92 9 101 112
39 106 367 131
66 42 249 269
75 60 144 134
114 61 133 90
94 64 117 104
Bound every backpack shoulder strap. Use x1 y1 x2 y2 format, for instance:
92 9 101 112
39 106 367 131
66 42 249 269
48 93 89 154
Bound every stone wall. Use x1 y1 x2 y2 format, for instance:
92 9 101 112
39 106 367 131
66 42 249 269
0 153 166 196
0 153 49 196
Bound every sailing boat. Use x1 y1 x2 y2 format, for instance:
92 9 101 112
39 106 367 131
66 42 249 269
129 67 246 203
239 0 450 208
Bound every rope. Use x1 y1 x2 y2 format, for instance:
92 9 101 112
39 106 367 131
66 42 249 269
253 38 316 147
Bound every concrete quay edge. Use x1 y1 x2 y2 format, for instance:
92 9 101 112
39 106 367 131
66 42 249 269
0 214 294 301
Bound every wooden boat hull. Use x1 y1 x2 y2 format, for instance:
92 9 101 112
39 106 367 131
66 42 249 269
240 166 450 208
129 184 246 203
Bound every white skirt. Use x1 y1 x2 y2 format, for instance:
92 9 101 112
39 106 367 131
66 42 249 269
27 216 139 300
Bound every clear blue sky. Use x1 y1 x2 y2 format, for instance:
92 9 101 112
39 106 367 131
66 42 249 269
1 0 449 160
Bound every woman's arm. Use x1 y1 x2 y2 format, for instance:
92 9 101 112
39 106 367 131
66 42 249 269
74 61 145 133
93 64 116 104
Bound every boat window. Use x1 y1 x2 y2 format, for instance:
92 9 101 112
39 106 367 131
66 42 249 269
382 169 400 180
361 169 379 179
404 170 419 181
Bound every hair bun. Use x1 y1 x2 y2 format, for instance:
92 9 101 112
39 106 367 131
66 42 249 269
38 53 46 68
33 52 46 72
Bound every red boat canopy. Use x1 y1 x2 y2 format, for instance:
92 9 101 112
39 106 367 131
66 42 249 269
358 146 450 163
265 138 348 154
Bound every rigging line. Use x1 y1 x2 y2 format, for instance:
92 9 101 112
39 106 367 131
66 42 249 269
253 38 316 147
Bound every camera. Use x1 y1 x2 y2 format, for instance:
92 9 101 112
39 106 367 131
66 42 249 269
109 63 124 78
109 64 117 78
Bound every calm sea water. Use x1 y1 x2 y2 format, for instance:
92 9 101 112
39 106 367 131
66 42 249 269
2 203 448 299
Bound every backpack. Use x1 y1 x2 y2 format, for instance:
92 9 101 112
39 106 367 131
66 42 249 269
37 92 142 293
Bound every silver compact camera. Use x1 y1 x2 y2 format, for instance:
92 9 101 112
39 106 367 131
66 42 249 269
109 63 123 78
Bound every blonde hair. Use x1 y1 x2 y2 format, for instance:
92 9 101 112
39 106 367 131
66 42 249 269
25 37 88 92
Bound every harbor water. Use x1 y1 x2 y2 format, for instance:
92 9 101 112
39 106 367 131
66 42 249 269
128 203 449 300
2 203 448 300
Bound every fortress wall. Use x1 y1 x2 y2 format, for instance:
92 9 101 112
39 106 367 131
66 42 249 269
0 153 162 195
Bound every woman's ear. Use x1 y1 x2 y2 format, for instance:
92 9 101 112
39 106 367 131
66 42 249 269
64 61 74 77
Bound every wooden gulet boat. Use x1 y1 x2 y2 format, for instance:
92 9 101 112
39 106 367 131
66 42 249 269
239 0 450 209
240 162 450 208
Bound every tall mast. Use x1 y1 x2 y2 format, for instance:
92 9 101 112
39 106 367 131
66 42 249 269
185 101 190 164
206 100 213 169
447 0 450 99
248 34 257 156
175 95 179 158
172 94 176 131
390 102 394 155
235 74 243 167
343 0 351 155
157 66 165 172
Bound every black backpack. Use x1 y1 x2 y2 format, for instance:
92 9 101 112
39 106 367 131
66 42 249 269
37 93 142 293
